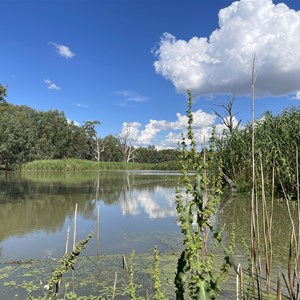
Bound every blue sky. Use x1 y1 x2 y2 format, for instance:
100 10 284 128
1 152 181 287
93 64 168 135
1 0 300 148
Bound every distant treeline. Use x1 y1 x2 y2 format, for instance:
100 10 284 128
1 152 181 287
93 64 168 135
0 90 177 170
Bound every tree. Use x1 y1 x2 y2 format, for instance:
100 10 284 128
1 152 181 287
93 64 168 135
116 123 137 163
64 121 90 159
83 121 103 161
0 84 7 103
34 110 72 159
135 145 158 164
101 135 122 162
213 95 241 136
0 104 36 169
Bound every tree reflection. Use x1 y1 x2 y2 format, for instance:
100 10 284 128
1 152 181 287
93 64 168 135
0 171 178 256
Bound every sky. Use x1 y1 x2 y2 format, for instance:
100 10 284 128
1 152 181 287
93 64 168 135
1 0 300 149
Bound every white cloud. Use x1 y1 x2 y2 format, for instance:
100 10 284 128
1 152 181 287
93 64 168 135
76 103 89 109
154 0 300 98
48 41 75 59
293 91 300 100
119 186 177 218
43 79 61 90
120 109 217 148
116 90 149 105
67 118 80 126
120 122 142 140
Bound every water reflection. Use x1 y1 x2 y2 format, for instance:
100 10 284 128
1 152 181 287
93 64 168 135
0 171 179 260
218 192 298 267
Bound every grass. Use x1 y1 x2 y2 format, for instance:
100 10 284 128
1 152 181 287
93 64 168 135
21 159 179 172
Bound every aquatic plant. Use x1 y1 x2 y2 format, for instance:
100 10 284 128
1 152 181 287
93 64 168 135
45 231 95 297
174 90 235 299
152 246 166 300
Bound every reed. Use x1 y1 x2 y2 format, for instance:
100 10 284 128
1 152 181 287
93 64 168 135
21 159 179 172
112 271 117 300
65 226 70 255
73 204 78 250
97 205 100 265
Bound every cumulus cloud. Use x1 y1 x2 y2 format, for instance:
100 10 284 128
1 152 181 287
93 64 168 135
116 90 149 106
44 79 60 90
120 122 142 140
121 109 217 148
49 41 75 59
154 0 300 99
119 186 177 218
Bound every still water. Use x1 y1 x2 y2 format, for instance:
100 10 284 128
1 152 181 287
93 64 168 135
0 170 296 263
0 170 182 261
0 170 297 298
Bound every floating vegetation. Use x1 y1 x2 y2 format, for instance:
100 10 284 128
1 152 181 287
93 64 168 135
0 252 178 299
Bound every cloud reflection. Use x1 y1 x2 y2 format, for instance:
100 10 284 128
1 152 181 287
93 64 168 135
119 186 177 219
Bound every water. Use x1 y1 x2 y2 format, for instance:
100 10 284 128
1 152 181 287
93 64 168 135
0 171 181 261
0 171 297 298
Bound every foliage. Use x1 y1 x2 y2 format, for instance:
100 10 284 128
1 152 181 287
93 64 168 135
174 91 235 299
129 250 137 300
47 231 95 292
135 146 178 164
219 107 300 195
0 84 180 169
0 102 91 169
21 159 180 172
0 83 7 103
152 246 166 300
83 120 103 161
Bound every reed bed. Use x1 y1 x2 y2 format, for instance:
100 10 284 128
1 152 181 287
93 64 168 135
21 158 179 172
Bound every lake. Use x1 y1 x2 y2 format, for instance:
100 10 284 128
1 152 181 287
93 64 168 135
0 170 296 298
0 171 183 261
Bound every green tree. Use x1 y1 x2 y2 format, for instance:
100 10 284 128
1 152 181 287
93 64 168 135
0 104 36 169
64 121 90 159
0 84 7 103
83 120 103 161
34 110 71 159
101 135 122 162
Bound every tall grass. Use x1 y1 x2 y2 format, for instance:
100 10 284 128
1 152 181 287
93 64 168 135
21 158 179 172
219 107 300 196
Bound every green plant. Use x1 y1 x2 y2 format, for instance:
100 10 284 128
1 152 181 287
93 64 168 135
174 90 236 299
152 246 166 300
129 250 136 300
45 231 95 297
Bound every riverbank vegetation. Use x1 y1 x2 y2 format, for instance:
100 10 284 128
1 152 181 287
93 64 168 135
0 84 178 170
21 159 179 172
218 106 300 196
1 82 299 196
1 74 300 299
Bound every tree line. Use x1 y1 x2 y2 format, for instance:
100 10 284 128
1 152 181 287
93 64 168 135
0 84 177 170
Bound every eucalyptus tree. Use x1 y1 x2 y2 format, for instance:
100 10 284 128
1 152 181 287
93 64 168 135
83 120 103 161
213 95 241 136
0 103 36 169
33 110 72 159
213 96 242 181
116 123 137 162
101 135 122 162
